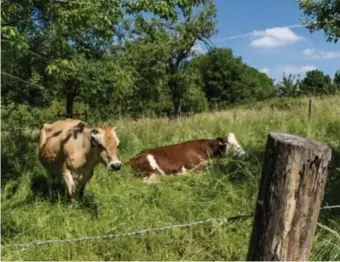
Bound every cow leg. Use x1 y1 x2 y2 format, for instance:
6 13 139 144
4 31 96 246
78 184 85 199
178 166 189 176
48 172 61 195
78 170 94 199
143 173 161 184
62 169 77 203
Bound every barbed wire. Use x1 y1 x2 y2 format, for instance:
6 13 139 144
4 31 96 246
3 204 340 249
321 205 340 210
2 215 252 249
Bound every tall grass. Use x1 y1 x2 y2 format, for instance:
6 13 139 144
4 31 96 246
1 95 340 261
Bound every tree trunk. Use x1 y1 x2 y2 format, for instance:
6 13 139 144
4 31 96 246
66 92 74 116
247 132 332 261
173 97 181 120
64 79 78 117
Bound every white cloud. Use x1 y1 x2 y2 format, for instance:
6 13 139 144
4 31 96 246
303 48 340 59
250 26 303 48
260 68 270 75
278 65 318 75
213 24 302 43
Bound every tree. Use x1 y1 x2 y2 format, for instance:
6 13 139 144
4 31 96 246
128 2 217 118
334 70 340 89
2 0 126 114
192 48 275 106
1 0 210 115
277 73 301 97
297 0 340 43
300 69 337 95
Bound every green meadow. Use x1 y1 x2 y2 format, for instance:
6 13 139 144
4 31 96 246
2 96 340 261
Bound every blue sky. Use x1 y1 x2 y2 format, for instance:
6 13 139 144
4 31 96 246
203 0 340 82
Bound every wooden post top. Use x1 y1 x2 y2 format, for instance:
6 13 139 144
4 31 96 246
268 132 331 153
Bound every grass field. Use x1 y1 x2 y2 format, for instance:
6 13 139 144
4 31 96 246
2 96 340 261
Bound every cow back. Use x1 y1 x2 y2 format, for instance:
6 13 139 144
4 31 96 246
130 139 221 175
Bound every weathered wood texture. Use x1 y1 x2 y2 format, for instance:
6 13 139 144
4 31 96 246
247 132 332 261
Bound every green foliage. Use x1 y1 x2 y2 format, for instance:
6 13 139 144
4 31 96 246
1 103 58 130
334 70 340 89
300 69 337 95
193 48 276 106
297 0 340 43
1 96 340 260
1 0 337 119
127 1 217 116
1 0 210 113
277 74 301 97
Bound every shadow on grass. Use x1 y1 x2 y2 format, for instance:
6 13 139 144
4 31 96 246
4 175 99 219
1 135 40 186
211 147 264 185
2 134 99 218
320 147 340 220
30 174 99 219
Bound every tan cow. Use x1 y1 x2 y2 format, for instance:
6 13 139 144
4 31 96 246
38 118 121 202
126 132 245 183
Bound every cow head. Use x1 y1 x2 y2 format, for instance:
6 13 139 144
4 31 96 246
90 126 122 171
218 132 245 158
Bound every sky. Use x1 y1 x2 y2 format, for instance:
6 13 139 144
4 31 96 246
197 0 340 82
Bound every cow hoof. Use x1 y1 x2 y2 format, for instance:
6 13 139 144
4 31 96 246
69 199 80 208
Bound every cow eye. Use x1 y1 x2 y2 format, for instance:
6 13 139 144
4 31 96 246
91 129 99 135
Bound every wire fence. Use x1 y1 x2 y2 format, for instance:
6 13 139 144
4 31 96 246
2 204 340 249
2 215 252 249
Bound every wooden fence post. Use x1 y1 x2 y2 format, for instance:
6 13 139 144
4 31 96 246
308 98 312 120
247 132 332 261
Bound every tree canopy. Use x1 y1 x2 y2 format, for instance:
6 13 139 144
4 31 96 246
1 0 339 123
297 0 340 43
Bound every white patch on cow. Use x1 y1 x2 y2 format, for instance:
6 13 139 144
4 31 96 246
227 133 246 156
178 166 189 176
111 129 120 146
91 131 104 144
63 169 76 198
146 154 165 174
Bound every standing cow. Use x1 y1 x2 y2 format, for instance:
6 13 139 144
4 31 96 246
38 118 122 202
126 132 245 183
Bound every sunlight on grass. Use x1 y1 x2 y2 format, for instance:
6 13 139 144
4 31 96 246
1 95 340 260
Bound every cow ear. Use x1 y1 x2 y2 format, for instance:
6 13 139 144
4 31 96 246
217 137 227 145
91 129 102 144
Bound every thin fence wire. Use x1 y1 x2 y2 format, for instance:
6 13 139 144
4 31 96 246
3 204 340 249
321 205 340 210
2 215 252 249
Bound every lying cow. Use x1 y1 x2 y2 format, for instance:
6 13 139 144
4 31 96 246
38 118 122 202
126 133 245 183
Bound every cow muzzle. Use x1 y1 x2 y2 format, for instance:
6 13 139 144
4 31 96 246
108 161 122 171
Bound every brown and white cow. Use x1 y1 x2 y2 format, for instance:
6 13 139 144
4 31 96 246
126 133 245 183
38 118 121 202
